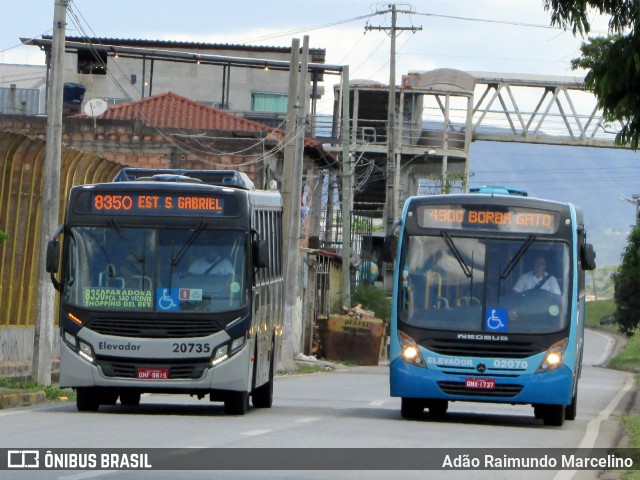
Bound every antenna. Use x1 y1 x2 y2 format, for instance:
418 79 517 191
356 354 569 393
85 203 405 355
83 98 108 117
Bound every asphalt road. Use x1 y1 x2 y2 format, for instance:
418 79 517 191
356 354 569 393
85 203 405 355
0 329 632 480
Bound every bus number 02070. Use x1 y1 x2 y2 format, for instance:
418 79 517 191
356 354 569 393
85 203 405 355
172 343 211 353
493 359 528 369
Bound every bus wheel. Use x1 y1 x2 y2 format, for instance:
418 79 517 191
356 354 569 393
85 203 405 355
542 405 565 427
428 400 448 418
120 392 141 407
401 398 424 420
533 405 544 419
76 388 100 412
252 349 274 408
225 391 249 415
100 389 118 406
565 392 578 421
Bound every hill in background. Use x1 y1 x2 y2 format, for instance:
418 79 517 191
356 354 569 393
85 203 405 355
468 141 640 266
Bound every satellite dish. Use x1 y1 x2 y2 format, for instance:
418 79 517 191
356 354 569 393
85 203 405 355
83 98 108 117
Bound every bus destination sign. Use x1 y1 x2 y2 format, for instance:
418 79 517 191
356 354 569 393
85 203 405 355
89 193 226 216
417 205 559 234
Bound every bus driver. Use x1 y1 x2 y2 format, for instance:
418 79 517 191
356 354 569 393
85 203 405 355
188 245 234 275
513 255 561 295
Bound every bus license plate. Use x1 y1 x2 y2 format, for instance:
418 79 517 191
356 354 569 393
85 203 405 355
137 367 169 380
465 377 496 389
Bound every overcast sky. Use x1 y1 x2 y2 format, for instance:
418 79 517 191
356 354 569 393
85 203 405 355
1 0 613 117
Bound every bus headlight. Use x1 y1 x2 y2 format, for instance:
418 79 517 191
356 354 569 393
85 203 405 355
536 338 568 373
77 340 95 363
211 345 229 366
399 331 426 368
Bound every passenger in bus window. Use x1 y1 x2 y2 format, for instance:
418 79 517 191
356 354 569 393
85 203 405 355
188 245 234 275
512 255 561 295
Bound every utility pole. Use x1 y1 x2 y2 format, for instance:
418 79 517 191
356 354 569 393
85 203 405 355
281 38 301 369
33 0 68 385
340 66 351 308
365 4 421 289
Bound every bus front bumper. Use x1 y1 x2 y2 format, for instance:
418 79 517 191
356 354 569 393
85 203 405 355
59 340 252 393
390 357 574 406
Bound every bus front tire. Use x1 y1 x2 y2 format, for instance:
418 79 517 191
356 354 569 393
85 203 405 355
100 389 118 406
565 392 578 421
428 400 448 418
541 405 565 427
76 388 100 412
225 391 249 415
120 392 141 407
401 398 424 420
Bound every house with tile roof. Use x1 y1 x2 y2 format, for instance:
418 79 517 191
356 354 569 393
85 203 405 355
23 36 327 122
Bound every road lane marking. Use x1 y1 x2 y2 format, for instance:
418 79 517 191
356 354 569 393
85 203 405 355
0 410 27 417
295 417 319 423
553 371 634 480
240 429 271 436
59 471 117 479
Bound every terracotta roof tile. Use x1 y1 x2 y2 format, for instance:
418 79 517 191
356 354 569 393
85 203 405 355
97 91 321 148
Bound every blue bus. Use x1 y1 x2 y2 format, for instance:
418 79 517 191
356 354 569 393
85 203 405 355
46 169 283 415
383 188 596 426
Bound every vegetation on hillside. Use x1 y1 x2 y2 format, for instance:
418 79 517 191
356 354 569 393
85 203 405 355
612 225 640 337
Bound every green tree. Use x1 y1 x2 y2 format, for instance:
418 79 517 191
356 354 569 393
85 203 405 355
612 225 640 336
543 0 640 148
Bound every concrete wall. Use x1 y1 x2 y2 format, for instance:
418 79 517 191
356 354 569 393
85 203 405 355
0 327 60 363
62 48 298 113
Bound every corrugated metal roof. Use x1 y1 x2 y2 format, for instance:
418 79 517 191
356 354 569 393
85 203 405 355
53 36 326 61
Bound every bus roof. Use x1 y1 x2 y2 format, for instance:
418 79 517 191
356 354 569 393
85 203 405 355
469 185 528 196
113 168 255 190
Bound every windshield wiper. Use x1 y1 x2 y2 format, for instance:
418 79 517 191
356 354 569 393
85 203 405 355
171 221 206 267
110 219 144 264
500 234 535 280
441 231 472 278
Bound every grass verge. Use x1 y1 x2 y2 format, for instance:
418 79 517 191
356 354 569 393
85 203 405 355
586 301 640 479
0 377 75 402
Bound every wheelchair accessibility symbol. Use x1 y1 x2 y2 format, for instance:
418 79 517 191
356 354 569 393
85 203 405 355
485 308 508 332
157 288 179 311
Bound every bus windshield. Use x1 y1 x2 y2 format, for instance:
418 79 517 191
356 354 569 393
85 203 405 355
63 226 248 313
398 235 570 334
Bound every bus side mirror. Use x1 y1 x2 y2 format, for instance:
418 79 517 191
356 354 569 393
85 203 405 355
580 243 596 271
45 225 64 291
381 235 398 263
45 239 60 274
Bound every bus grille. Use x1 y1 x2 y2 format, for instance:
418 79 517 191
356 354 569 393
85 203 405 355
437 381 524 398
423 339 543 359
87 318 221 338
98 359 208 379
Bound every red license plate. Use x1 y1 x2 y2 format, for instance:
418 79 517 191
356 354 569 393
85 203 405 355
136 367 169 380
465 377 496 389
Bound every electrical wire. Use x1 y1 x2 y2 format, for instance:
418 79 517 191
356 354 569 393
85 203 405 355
66 1 318 169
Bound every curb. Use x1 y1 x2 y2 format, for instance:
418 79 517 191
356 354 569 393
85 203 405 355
0 390 47 409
